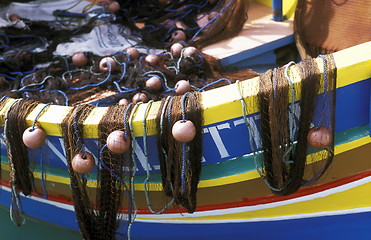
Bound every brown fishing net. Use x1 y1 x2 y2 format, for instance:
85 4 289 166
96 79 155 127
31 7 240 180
4 98 39 196
0 0 258 237
156 91 203 213
117 0 249 49
294 0 371 58
97 104 133 239
258 54 336 195
61 103 135 239
61 104 97 239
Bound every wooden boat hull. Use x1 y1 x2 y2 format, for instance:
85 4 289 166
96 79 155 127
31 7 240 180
0 2 370 236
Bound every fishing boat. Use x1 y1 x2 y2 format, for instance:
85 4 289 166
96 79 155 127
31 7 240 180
0 0 370 239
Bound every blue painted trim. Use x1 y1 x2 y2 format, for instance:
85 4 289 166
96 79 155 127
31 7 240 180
1 184 371 240
230 51 277 69
335 78 371 132
131 212 371 240
219 35 294 67
0 78 370 177
272 0 283 22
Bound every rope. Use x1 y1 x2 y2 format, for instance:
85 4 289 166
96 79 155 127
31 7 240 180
127 102 141 240
4 99 26 226
235 81 281 192
180 92 190 192
31 102 53 131
29 102 53 199
143 100 175 214
72 105 85 158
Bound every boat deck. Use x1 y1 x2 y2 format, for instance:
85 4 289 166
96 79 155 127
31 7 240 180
203 1 294 69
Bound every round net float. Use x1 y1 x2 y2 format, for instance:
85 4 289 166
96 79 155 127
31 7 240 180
72 52 88 67
9 13 20 21
72 152 95 174
171 30 186 42
145 54 160 66
162 19 174 29
118 98 130 106
132 92 148 103
170 43 184 58
106 130 130 154
307 126 332 149
145 76 162 91
159 0 170 5
208 11 218 20
172 120 196 143
22 126 46 149
175 80 191 95
107 1 120 13
183 46 199 57
99 57 116 72
125 46 140 60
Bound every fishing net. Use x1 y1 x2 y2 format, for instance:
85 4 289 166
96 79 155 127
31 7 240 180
257 54 336 196
0 0 256 238
156 91 203 213
116 0 248 49
294 0 371 58
0 0 256 106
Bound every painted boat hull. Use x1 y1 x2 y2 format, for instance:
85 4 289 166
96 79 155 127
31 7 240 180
0 1 370 237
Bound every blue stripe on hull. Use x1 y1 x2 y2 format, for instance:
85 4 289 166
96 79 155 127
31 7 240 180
0 187 79 232
131 212 371 240
1 184 371 240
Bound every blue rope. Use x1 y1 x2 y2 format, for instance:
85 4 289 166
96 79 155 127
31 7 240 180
142 71 171 90
302 55 332 186
181 92 189 122
50 90 69 106
143 101 174 214
67 66 112 91
2 34 45 52
15 75 53 93
98 144 130 191
31 102 53 131
198 78 232 91
123 103 133 139
284 61 297 144
158 97 176 198
190 0 234 41
273 68 278 99
180 92 189 192
0 73 17 81
116 62 127 83
165 1 206 12
0 95 8 103
20 74 35 87
235 81 282 192
148 20 175 33
283 61 297 164
127 102 141 240
319 55 328 94
31 148 48 199
9 65 36 77
167 97 175 124
72 106 85 158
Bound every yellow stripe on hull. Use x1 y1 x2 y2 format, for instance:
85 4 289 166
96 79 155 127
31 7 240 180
1 134 370 191
0 42 369 138
137 176 371 221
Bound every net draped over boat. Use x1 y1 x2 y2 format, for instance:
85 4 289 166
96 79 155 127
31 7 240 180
257 54 336 195
0 0 342 239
